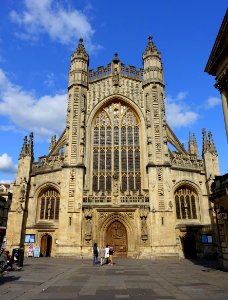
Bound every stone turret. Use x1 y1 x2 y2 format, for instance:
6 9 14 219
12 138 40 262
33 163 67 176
142 36 168 211
208 131 217 155
49 135 56 153
68 38 89 88
112 53 121 86
202 128 220 186
188 132 198 157
142 36 164 87
6 133 34 249
66 38 89 165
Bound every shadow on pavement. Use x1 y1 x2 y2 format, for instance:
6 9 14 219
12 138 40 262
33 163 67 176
0 274 20 285
187 258 224 271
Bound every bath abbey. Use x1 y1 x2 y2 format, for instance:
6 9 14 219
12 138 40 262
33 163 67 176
6 37 220 259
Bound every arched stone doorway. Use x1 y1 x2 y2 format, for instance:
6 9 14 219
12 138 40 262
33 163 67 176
40 234 52 257
106 221 128 256
182 233 197 259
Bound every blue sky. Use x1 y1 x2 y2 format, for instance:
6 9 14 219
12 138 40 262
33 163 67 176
0 0 227 182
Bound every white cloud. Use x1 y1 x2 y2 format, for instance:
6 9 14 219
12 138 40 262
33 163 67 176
9 0 98 50
176 91 188 100
166 92 199 128
205 96 221 109
0 153 17 174
0 68 67 139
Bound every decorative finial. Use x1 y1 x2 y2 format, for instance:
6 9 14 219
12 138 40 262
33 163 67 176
113 53 120 64
208 131 217 155
202 128 210 155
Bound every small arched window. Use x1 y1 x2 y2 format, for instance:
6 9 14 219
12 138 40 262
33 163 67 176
38 188 60 221
174 186 198 220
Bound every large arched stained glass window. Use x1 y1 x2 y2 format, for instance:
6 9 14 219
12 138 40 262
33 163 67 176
174 186 198 220
92 101 141 193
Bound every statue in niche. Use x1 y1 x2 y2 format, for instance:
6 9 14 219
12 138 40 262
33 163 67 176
20 177 27 203
147 136 153 161
146 110 151 127
113 173 119 196
141 217 148 241
85 218 92 241
112 67 119 86
81 95 86 125
139 206 148 241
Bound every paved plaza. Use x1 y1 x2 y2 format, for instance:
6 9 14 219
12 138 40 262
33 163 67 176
0 257 228 300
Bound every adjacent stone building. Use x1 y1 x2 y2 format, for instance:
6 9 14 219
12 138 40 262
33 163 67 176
205 9 228 270
6 37 220 259
0 184 12 249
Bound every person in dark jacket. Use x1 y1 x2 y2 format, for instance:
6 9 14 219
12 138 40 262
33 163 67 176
92 243 99 265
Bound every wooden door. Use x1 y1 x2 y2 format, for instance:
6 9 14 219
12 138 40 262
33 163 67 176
41 235 47 257
41 234 52 257
106 221 127 256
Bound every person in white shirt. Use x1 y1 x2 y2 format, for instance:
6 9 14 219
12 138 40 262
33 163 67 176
105 245 110 264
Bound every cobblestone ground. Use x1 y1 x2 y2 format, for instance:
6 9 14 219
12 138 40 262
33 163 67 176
0 257 228 300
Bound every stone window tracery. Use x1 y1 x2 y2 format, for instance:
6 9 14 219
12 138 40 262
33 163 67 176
175 186 197 219
38 188 60 221
92 101 141 192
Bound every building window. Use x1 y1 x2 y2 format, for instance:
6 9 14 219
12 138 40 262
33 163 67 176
201 234 213 244
92 101 141 192
38 188 60 221
174 186 198 220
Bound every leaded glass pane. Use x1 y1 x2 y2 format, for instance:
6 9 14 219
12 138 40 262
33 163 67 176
55 198 60 220
129 175 134 190
186 195 191 218
49 198 55 219
180 196 186 219
100 127 105 146
134 127 139 145
175 196 181 219
135 149 140 170
121 150 127 171
106 127 111 146
128 149 133 171
121 127 126 145
93 150 98 171
106 150 111 170
100 150 105 170
127 127 133 145
40 198 45 219
106 175 111 191
114 126 119 145
93 176 98 191
136 175 141 190
99 176 105 191
94 127 99 145
191 196 197 219
45 197 49 219
122 175 127 191
114 149 119 171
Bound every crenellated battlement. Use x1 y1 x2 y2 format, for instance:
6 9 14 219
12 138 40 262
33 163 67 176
89 63 143 82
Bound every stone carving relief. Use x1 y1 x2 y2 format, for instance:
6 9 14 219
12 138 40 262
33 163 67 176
147 136 153 161
139 207 149 241
84 208 92 241
19 177 27 212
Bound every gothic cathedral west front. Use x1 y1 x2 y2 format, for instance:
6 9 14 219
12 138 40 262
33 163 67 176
6 37 220 259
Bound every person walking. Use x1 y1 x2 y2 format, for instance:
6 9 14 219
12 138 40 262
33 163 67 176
100 246 105 265
92 243 99 265
109 246 114 265
105 244 110 264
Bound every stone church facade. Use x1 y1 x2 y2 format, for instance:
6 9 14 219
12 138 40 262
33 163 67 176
6 37 220 259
